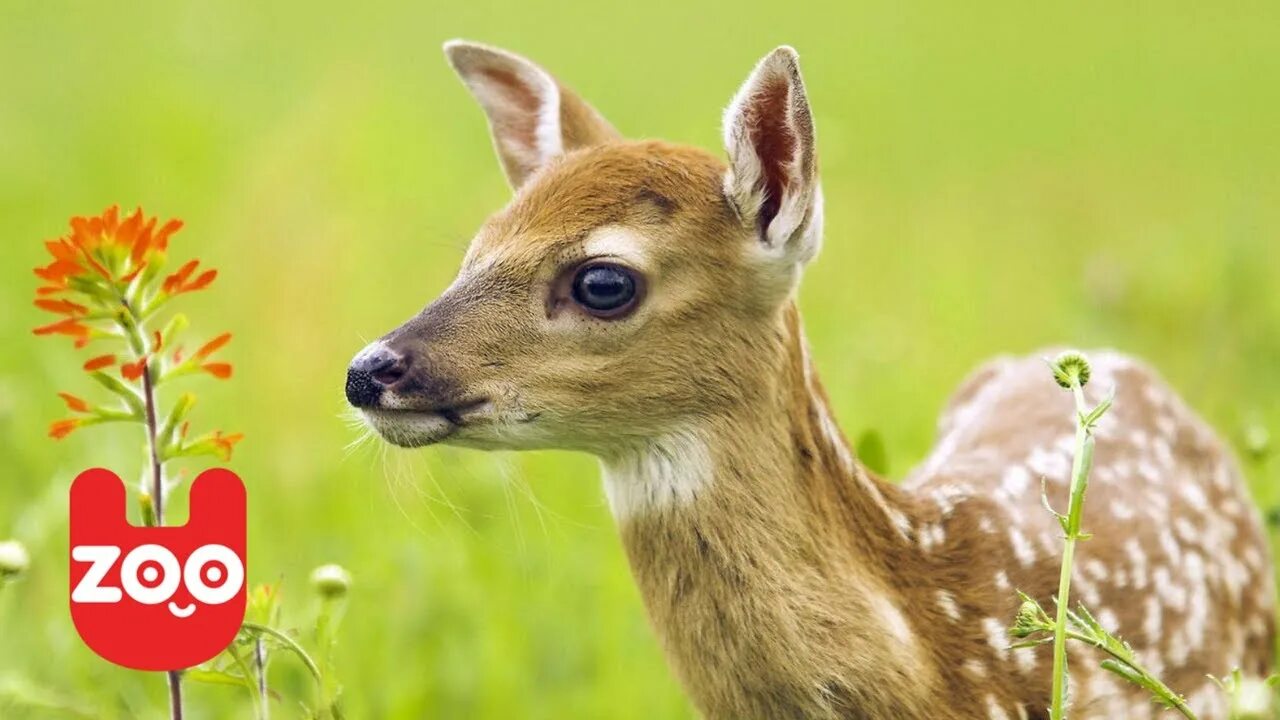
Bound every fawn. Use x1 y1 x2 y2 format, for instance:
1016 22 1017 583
346 41 1275 719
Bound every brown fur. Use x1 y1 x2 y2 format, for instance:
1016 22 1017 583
356 42 1276 719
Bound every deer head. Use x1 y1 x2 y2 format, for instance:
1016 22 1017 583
346 41 823 459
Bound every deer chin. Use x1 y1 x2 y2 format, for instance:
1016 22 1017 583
361 399 493 448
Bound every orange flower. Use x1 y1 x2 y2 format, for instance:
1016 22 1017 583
33 317 91 340
49 418 83 440
33 206 186 291
35 206 242 463
57 392 91 413
162 260 216 296
202 362 233 379
121 357 149 381
194 333 231 360
83 354 117 372
34 259 85 285
34 298 88 316
213 430 245 460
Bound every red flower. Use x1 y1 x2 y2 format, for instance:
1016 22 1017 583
194 333 231 360
34 298 89 316
33 318 91 340
213 430 245 460
33 206 186 291
58 392 91 413
121 357 149 381
49 418 83 440
83 354 117 372
202 362 233 379
162 260 217 296
35 206 243 462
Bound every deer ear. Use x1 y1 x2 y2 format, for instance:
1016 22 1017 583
444 40 620 191
722 47 822 263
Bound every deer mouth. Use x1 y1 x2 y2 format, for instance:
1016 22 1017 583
360 398 492 447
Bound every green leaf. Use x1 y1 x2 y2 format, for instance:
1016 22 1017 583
185 669 254 690
87 371 144 417
854 429 889 475
157 392 197 458
158 312 189 349
1081 388 1115 431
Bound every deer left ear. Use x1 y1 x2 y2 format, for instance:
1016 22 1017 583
722 47 822 264
445 40 621 191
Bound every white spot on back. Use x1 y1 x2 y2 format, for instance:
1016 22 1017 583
936 590 962 622
1009 528 1036 567
985 694 1011 720
983 617 1009 660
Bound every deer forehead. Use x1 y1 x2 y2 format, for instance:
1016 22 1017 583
463 141 739 265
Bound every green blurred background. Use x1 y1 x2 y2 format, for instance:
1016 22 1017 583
2 1 1278 717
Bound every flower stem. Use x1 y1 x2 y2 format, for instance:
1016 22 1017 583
166 672 183 719
1050 381 1095 719
1062 629 1197 719
125 297 184 720
142 365 164 524
255 636 269 720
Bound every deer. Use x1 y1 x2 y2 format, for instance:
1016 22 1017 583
345 40 1276 719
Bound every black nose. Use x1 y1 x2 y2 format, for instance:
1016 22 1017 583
345 345 408 408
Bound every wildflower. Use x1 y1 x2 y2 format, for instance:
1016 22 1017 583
247 583 281 625
1009 592 1053 639
1050 350 1091 389
202 363 233 379
83 354 117 372
49 418 83 440
212 430 245 460
33 317 92 345
58 392 91 413
33 206 239 720
1243 424 1271 462
0 540 30 580
162 259 217 296
1231 675 1274 719
34 298 88 316
194 332 231 360
121 357 149 381
310 564 352 600
34 205 241 462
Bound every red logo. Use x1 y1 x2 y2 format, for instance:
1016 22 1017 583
69 468 247 671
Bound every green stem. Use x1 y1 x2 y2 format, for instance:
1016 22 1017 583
241 622 323 686
1050 381 1093 720
255 636 270 720
1062 630 1197 720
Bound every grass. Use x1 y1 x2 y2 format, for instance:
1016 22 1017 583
2 1 1280 717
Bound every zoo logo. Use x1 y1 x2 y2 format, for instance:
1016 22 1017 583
69 468 247 671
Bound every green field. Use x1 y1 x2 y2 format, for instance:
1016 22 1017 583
2 1 1278 717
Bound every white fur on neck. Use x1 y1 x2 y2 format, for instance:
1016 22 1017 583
601 432 714 521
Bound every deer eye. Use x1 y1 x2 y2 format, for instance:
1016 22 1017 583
571 263 638 317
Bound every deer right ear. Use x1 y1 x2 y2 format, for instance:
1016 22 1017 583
444 40 620 191
722 47 822 265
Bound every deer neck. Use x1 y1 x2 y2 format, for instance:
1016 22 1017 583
600 304 939 718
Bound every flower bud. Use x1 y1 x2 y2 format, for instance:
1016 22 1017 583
1051 351 1091 390
310 564 351 599
1009 594 1051 639
1231 675 1274 720
0 539 30 580
1243 424 1271 462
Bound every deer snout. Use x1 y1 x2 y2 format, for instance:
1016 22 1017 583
345 342 409 408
